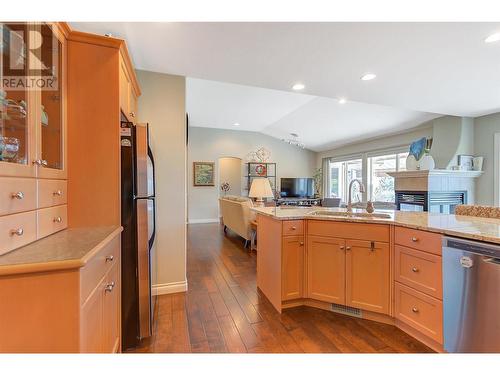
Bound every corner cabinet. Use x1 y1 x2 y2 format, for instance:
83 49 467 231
0 22 68 256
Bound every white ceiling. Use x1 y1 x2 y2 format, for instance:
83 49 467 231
186 78 440 151
71 22 500 117
70 22 500 151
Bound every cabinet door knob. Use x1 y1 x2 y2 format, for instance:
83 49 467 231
411 237 418 242
412 307 419 313
340 245 345 250
291 226 297 230
53 216 62 223
130 112 135 118
346 246 351 250
412 267 419 273
299 241 304 246
10 228 24 236
11 191 24 200
105 281 115 292
105 255 114 262
53 190 63 196
33 159 48 167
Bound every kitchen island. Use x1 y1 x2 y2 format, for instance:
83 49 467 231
252 206 500 352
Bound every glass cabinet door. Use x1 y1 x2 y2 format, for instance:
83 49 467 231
39 22 64 174
0 23 34 176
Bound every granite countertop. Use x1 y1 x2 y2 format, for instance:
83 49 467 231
0 226 123 276
252 206 500 245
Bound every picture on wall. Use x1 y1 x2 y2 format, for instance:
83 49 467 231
193 162 215 186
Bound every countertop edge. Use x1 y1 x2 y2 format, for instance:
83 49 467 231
254 210 500 245
0 226 123 276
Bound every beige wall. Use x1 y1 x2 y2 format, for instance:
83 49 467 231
474 112 500 205
219 157 242 197
136 70 187 294
432 116 474 169
188 127 317 222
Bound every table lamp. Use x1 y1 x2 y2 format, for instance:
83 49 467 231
249 178 274 207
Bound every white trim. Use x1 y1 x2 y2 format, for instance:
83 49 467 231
188 218 220 224
494 133 500 206
153 280 188 295
366 146 409 158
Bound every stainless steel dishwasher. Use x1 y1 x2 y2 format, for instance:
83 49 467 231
442 236 500 353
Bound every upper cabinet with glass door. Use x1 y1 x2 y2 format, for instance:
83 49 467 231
0 22 66 179
0 23 36 177
37 22 66 179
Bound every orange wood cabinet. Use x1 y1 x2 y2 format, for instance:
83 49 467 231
307 235 346 304
119 53 140 123
282 235 305 301
345 239 390 314
394 226 443 348
0 232 121 353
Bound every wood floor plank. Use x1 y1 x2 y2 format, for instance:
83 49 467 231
130 223 433 354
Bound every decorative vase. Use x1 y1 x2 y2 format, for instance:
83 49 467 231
406 154 418 170
418 153 435 170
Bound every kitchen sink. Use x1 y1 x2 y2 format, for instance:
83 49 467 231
308 210 392 219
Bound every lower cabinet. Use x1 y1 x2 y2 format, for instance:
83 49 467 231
282 235 305 301
305 234 389 314
345 239 390 314
307 236 346 304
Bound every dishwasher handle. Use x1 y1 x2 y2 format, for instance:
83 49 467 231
483 257 500 265
443 236 500 258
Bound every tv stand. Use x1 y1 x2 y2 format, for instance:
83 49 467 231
276 198 322 207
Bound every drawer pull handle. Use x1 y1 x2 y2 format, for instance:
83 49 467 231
412 267 419 273
10 228 24 236
105 281 115 292
412 307 419 313
53 216 62 223
105 255 114 262
299 241 304 246
411 237 418 242
53 190 63 196
346 246 352 250
291 226 297 230
340 245 345 250
11 191 24 200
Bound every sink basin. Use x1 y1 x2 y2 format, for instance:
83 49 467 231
308 210 392 219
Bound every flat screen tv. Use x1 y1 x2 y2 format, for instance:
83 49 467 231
280 178 315 198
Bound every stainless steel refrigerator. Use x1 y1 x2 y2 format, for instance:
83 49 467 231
120 120 156 350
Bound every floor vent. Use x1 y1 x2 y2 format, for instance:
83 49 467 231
330 303 362 318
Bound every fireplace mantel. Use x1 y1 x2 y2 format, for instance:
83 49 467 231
387 170 483 179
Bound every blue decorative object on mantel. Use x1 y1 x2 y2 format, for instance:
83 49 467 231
409 137 427 161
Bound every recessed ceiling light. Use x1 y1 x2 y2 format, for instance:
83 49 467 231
485 33 500 43
338 98 347 104
292 83 305 91
233 122 240 126
361 73 376 81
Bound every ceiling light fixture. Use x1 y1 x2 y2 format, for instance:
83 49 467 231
338 98 347 104
292 83 305 91
281 133 305 149
233 122 240 126
361 73 376 81
485 33 500 43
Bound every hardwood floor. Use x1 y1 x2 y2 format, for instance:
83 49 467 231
130 223 433 353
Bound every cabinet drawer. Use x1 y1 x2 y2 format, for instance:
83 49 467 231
395 282 443 344
0 211 37 256
37 205 68 239
80 235 120 305
283 220 304 236
37 179 67 208
308 220 389 242
395 226 441 255
0 177 37 216
395 245 442 299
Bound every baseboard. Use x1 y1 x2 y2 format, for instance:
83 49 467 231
188 218 219 224
152 280 188 295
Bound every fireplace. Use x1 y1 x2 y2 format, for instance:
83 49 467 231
388 170 481 214
395 190 467 214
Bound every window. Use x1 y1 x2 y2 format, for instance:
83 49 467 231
328 158 362 203
368 151 408 202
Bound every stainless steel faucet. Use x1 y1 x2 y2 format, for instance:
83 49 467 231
346 179 366 213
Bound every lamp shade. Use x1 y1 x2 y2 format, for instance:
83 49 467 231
249 178 274 199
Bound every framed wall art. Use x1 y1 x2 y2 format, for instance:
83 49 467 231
193 161 215 186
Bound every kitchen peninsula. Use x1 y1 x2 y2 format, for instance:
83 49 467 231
253 206 500 352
